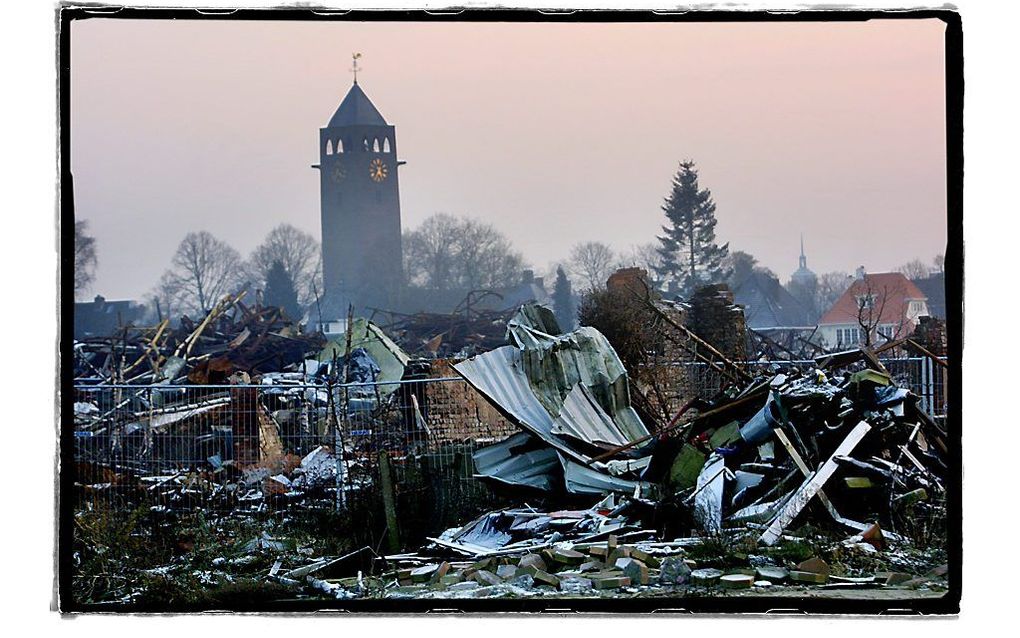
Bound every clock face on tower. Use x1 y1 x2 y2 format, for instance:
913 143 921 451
369 158 389 182
330 163 346 182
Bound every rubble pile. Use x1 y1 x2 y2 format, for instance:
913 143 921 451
361 302 949 599
71 299 950 604
74 292 326 386
379 306 517 359
264 494 946 601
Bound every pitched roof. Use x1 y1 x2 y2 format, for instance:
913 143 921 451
327 83 387 128
912 273 946 320
818 272 926 326
733 271 813 329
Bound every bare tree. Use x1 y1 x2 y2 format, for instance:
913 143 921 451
933 253 945 274
403 213 526 291
619 242 664 277
158 231 244 316
151 271 183 321
247 224 321 306
74 220 98 299
569 241 616 290
853 276 911 348
815 271 852 316
897 258 933 281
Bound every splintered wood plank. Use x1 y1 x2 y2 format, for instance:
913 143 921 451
760 421 872 546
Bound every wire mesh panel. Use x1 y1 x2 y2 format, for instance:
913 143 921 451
72 378 518 543
647 357 948 419
71 357 946 526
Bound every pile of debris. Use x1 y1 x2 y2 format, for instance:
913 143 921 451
264 493 946 600
450 303 945 544
376 305 518 358
454 305 654 496
74 292 326 386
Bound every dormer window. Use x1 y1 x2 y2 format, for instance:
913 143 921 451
855 293 876 310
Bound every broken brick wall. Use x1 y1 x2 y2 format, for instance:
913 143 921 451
421 359 518 445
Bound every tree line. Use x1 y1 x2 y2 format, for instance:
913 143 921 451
73 158 945 328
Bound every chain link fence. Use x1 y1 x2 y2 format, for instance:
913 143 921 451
71 356 946 542
72 377 519 546
670 356 948 418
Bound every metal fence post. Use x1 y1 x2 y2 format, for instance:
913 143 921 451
378 449 400 553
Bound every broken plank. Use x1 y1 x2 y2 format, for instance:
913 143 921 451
760 421 872 546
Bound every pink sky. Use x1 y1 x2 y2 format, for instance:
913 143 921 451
70 17 947 300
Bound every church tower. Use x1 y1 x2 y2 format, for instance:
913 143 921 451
789 234 819 322
316 64 403 317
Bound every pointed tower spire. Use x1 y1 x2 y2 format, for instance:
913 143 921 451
799 234 807 269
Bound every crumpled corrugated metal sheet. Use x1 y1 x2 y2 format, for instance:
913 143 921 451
560 454 650 496
472 432 559 492
457 304 653 495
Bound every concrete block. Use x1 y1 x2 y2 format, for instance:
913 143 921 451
472 569 503 586
789 570 828 584
629 548 661 568
591 574 631 590
614 557 650 585
607 546 632 564
579 560 605 573
691 568 723 586
754 566 789 583
549 547 587 565
796 557 830 577
518 553 548 573
410 564 439 583
558 576 593 593
531 569 560 588
496 564 518 580
720 574 754 589
659 556 692 585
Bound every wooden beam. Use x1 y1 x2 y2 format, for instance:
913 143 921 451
760 420 872 546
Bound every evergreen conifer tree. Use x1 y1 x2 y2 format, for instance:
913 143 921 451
552 266 576 331
264 260 301 321
654 160 730 296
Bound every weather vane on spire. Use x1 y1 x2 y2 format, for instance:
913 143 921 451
351 52 363 84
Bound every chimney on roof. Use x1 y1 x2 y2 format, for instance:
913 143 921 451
855 266 866 280
521 269 535 285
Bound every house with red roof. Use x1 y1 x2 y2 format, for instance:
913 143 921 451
816 269 929 350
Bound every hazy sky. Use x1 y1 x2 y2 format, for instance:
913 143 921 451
70 17 947 300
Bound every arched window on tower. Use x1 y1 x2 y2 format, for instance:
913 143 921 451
383 137 391 153
373 138 381 153
336 138 344 154
325 139 333 156
362 137 370 152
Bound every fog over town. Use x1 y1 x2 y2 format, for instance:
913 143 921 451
70 18 947 302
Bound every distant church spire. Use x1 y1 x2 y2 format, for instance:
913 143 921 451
791 233 815 286
350 52 362 85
